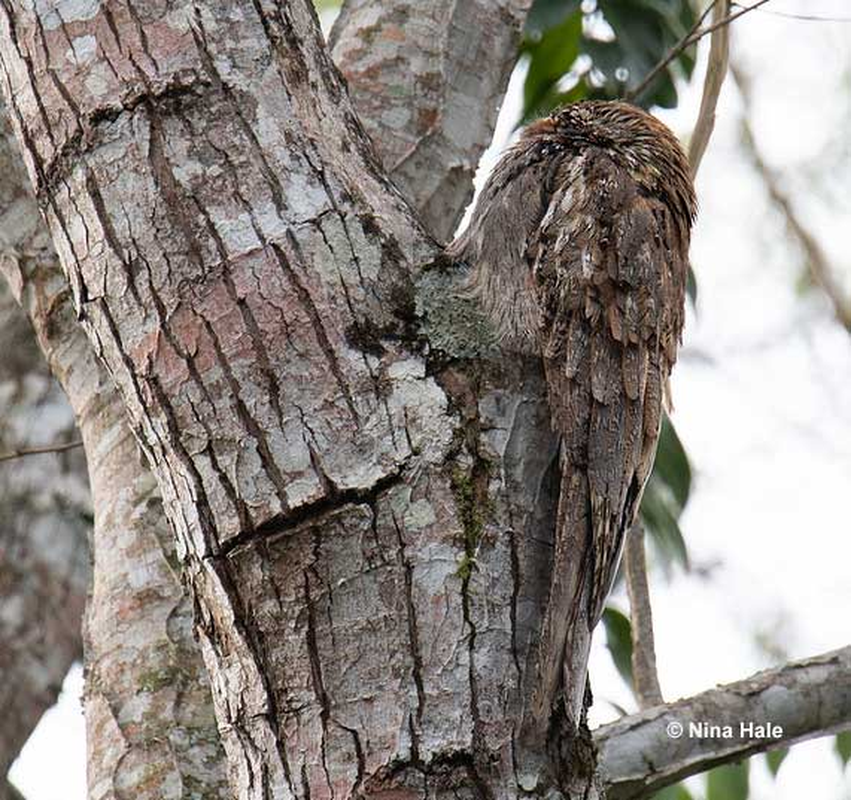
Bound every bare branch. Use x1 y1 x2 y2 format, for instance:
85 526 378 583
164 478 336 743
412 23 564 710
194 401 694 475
623 523 663 709
0 439 83 463
689 0 731 176
732 63 851 331
596 646 851 799
627 0 771 104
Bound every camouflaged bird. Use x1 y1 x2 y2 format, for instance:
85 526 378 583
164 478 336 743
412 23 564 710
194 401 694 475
447 100 696 736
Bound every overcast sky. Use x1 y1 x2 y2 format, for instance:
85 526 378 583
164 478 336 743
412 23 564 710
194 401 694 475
9 2 851 799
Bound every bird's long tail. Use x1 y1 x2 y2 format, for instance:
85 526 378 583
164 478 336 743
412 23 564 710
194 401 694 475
523 459 596 742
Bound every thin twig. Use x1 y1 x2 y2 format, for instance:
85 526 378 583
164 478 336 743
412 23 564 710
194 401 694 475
626 0 772 103
733 63 851 332
0 439 84 464
623 522 664 709
689 0 731 176
732 3 851 23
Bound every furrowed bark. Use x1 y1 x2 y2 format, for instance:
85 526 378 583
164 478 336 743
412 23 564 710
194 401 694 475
330 0 533 240
0 0 574 797
0 113 228 800
596 646 851 799
3 2 847 800
0 284 88 788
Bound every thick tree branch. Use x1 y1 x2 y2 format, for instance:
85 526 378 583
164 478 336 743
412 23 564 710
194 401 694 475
0 1 567 797
0 284 88 788
330 0 533 239
596 646 851 799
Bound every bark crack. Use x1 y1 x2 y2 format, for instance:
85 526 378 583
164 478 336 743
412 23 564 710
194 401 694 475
214 467 406 559
391 509 426 750
304 542 335 799
201 315 292 510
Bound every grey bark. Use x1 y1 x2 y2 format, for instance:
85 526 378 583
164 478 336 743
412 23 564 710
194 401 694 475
1 2 847 800
0 112 228 799
330 0 533 240
0 283 88 788
596 645 851 799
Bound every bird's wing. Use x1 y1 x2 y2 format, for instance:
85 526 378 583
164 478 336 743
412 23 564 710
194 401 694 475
528 147 689 728
446 130 575 350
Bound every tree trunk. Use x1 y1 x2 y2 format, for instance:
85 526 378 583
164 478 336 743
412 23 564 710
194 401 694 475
0 109 229 799
0 0 601 797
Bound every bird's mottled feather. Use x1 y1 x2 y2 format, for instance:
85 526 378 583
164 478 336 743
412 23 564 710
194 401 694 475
448 100 695 737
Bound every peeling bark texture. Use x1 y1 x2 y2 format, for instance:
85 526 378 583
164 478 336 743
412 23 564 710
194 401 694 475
596 646 851 799
0 0 589 797
330 0 533 240
0 112 228 800
0 283 88 786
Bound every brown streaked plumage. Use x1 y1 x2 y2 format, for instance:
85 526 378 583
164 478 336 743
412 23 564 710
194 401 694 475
447 101 696 738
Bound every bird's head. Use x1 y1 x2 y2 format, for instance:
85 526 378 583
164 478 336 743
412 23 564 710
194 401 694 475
547 100 697 226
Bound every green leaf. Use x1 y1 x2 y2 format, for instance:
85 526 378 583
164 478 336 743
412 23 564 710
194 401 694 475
641 414 691 570
522 7 584 121
766 748 788 777
654 415 691 509
650 784 693 800
836 730 851 767
706 761 749 800
602 607 633 688
526 0 582 38
686 265 698 307
640 473 689 570
522 0 698 119
592 0 688 108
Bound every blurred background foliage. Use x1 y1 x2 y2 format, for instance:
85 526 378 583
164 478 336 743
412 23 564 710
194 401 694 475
522 0 697 121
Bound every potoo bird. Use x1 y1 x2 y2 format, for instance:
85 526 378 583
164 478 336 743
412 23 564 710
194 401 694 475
447 101 696 737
